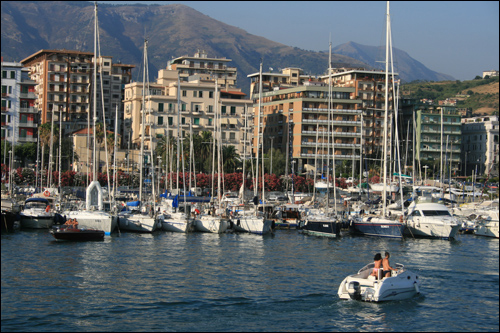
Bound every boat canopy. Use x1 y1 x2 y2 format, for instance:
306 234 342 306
393 173 412 178
126 200 141 207
25 198 50 204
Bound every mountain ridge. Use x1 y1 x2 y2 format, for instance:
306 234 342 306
2 1 454 94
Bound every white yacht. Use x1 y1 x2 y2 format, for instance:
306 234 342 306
474 210 499 238
338 262 420 302
19 197 55 229
405 192 460 239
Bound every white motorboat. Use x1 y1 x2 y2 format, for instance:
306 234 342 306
19 197 55 229
405 202 460 240
338 262 421 302
474 210 499 238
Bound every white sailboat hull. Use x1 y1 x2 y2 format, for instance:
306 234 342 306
64 210 117 234
118 212 160 233
194 215 229 234
162 213 194 233
232 215 273 235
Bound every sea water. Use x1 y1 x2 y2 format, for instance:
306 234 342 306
1 229 498 332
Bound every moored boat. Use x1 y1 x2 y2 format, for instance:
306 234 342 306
19 197 55 229
405 202 460 239
349 215 404 238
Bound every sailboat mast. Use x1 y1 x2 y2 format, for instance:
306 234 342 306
139 40 148 203
255 60 263 198
92 1 98 181
382 0 390 216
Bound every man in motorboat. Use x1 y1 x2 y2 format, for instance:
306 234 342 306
382 251 396 278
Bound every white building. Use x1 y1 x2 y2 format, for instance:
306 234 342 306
1 60 39 147
461 115 499 177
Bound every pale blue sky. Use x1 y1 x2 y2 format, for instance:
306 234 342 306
99 1 499 81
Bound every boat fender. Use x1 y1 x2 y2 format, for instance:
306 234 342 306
347 281 361 300
399 215 403 223
414 281 420 294
46 205 51 213
237 219 240 227
149 207 154 218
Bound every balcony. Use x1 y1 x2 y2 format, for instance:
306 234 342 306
20 107 39 113
20 92 37 99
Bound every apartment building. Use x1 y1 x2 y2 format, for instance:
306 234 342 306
248 68 361 174
1 60 39 146
167 50 238 89
20 50 133 139
123 69 253 166
401 99 462 176
325 68 396 158
461 115 499 177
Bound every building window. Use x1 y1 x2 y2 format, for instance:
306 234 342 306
182 90 187 97
194 118 200 125
221 106 226 114
181 117 186 125
168 117 173 126
209 91 213 98
158 103 164 112
193 91 197 98
230 106 236 115
158 117 163 125
199 91 203 98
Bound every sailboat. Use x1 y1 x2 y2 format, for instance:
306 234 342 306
229 61 273 235
62 2 117 235
118 39 161 233
300 39 341 238
161 73 195 233
349 1 404 238
194 74 229 234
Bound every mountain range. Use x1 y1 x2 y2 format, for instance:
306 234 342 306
1 1 454 94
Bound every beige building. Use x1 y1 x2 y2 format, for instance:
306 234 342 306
123 69 253 167
167 50 237 89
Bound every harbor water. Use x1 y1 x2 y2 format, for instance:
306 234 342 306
1 229 498 332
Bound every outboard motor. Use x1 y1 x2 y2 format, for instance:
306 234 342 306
347 281 361 300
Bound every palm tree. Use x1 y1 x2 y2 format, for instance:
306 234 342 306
199 131 213 173
95 122 104 173
38 122 58 186
222 145 240 173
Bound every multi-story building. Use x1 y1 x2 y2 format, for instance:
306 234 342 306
461 115 499 177
326 68 396 158
20 50 133 140
167 50 237 89
401 99 462 178
248 68 361 174
1 60 39 146
123 69 253 166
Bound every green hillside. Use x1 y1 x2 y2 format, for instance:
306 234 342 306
401 76 499 115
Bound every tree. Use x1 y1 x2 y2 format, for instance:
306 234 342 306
95 122 105 173
222 145 240 173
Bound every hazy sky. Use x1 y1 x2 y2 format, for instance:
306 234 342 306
99 1 499 81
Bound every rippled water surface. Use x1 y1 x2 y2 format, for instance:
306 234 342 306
2 229 498 332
